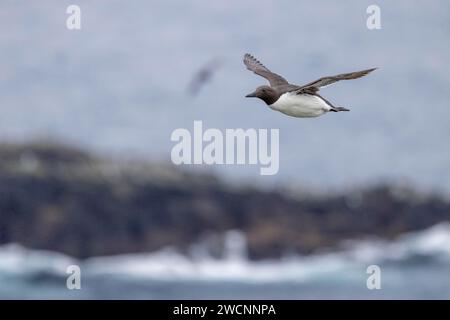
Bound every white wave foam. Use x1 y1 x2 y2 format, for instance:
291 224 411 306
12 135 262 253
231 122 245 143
0 244 77 276
1 224 449 282
84 248 356 283
344 222 450 263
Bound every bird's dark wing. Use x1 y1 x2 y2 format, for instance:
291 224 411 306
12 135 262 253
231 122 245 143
243 53 289 87
293 68 377 93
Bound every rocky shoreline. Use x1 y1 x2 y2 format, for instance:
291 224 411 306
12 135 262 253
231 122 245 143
0 142 449 260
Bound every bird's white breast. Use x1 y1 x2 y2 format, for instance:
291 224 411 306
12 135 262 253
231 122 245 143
269 92 331 118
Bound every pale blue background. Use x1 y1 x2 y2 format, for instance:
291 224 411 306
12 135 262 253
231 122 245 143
0 0 449 192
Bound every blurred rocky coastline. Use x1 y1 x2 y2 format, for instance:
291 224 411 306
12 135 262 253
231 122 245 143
0 142 449 260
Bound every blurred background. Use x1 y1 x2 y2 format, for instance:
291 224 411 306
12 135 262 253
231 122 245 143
0 0 449 299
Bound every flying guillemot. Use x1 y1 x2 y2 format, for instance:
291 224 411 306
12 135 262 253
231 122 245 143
244 53 377 118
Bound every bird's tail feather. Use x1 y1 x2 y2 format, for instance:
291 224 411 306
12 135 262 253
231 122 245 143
330 106 350 112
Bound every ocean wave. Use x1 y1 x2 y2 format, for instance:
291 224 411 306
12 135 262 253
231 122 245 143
343 223 450 264
0 244 77 276
1 224 449 283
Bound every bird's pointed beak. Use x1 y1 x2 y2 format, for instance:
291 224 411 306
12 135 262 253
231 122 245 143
245 92 257 98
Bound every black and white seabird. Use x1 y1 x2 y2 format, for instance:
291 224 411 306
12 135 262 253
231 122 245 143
188 58 222 96
244 53 377 118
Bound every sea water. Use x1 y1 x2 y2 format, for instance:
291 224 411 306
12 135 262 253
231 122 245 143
1 224 450 299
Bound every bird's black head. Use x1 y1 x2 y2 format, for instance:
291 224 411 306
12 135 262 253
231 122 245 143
245 86 279 105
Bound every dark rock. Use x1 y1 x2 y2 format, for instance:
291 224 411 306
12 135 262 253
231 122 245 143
0 142 449 260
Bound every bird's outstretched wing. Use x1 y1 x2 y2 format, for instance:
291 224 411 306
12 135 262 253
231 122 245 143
243 53 289 87
295 68 377 93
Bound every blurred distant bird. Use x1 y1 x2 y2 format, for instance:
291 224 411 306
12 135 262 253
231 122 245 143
244 53 377 118
188 58 222 96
